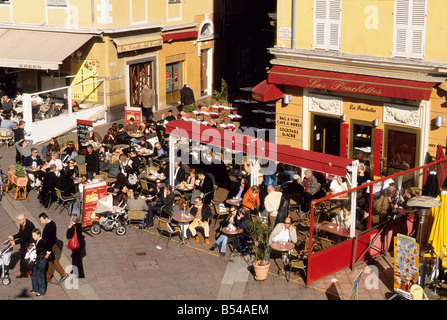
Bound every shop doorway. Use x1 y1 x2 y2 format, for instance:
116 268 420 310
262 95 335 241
311 114 340 156
166 62 182 104
385 127 419 177
351 122 373 173
129 61 153 107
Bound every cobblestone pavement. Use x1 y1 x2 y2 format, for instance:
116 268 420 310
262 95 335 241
0 122 413 302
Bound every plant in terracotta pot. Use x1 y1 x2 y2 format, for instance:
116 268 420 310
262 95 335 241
247 216 271 280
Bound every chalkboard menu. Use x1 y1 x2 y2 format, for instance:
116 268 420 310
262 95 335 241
77 119 93 152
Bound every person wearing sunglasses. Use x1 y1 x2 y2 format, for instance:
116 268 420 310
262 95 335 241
210 206 239 257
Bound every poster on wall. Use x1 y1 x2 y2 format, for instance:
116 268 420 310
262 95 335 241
394 234 419 294
82 181 108 228
72 59 98 102
124 106 142 126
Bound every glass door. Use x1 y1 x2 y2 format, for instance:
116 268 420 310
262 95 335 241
352 122 373 171
166 62 182 104
311 114 340 156
129 61 152 107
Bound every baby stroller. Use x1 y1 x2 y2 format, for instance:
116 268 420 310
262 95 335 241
90 194 127 236
0 240 12 286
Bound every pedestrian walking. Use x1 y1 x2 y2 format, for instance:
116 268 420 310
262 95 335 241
8 213 35 278
66 214 85 279
38 213 68 283
139 84 155 121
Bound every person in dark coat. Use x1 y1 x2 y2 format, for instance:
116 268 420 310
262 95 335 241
85 144 100 179
38 164 59 208
66 214 85 279
8 213 35 278
274 194 290 227
195 170 215 205
173 161 186 186
180 84 195 106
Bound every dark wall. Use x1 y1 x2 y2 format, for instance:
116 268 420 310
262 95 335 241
213 0 276 100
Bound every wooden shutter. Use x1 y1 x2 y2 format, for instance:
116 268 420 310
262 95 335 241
394 0 410 57
328 0 341 50
394 0 426 59
373 129 383 177
410 0 426 59
314 0 328 49
339 123 349 158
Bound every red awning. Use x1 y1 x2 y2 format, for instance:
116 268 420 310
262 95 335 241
251 80 283 102
165 119 353 176
268 65 437 101
162 28 198 42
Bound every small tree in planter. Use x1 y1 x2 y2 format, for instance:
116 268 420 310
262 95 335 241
248 216 271 280
213 78 229 105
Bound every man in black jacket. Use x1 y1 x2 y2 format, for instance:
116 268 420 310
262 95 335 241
173 161 186 186
85 144 99 179
8 213 35 278
39 213 68 284
180 84 195 107
195 170 214 205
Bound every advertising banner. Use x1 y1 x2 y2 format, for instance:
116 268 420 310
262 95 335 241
125 106 142 126
82 181 108 227
394 234 419 293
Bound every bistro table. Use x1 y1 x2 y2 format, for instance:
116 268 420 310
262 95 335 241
114 144 130 150
25 166 41 174
314 220 358 239
136 148 154 165
271 241 295 282
146 171 166 182
225 198 242 207
222 226 243 258
172 213 195 245
128 132 143 139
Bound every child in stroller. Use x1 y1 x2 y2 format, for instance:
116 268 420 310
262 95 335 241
0 240 13 286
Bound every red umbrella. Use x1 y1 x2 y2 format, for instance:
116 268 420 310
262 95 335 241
436 144 447 189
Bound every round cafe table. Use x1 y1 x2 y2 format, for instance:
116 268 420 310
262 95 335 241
225 198 242 207
25 166 41 173
271 241 295 282
114 144 130 150
222 226 243 258
172 213 194 245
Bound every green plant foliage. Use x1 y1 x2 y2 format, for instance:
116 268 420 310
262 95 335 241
213 78 229 105
248 216 271 265
13 162 25 177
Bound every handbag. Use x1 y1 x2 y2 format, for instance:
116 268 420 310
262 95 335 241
67 226 80 250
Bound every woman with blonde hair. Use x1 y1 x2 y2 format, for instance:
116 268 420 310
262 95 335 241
172 196 192 240
106 152 120 178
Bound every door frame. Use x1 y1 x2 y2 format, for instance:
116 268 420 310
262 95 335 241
349 119 375 175
310 113 341 156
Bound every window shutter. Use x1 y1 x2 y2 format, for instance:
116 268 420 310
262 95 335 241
394 0 410 57
328 0 341 50
314 0 328 49
410 0 426 58
394 0 426 59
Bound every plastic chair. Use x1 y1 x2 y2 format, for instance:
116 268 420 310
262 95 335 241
156 217 181 248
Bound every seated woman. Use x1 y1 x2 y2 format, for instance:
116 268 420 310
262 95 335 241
42 137 60 161
61 141 78 162
38 164 59 208
226 178 249 201
59 159 79 195
330 176 348 194
105 153 121 179
242 185 261 215
102 128 116 152
399 188 415 210
332 202 351 229
171 196 192 239
48 151 63 172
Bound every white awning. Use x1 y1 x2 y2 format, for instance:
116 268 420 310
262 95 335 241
0 28 93 70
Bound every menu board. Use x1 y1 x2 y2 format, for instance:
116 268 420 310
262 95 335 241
77 119 93 153
124 106 142 126
82 181 108 227
394 234 419 293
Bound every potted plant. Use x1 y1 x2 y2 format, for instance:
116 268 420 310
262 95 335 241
8 162 27 186
247 216 271 280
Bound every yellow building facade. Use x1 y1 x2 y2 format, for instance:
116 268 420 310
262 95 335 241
258 0 447 180
0 0 217 121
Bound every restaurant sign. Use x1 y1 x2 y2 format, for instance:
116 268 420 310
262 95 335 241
117 39 163 53
276 115 302 139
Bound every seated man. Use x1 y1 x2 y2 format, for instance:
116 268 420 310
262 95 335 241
145 184 174 227
116 124 132 145
0 95 13 116
38 164 59 208
188 196 212 245
23 148 44 188
16 139 33 163
153 142 167 159
126 190 149 228
267 217 297 261
44 102 61 118
124 118 139 133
